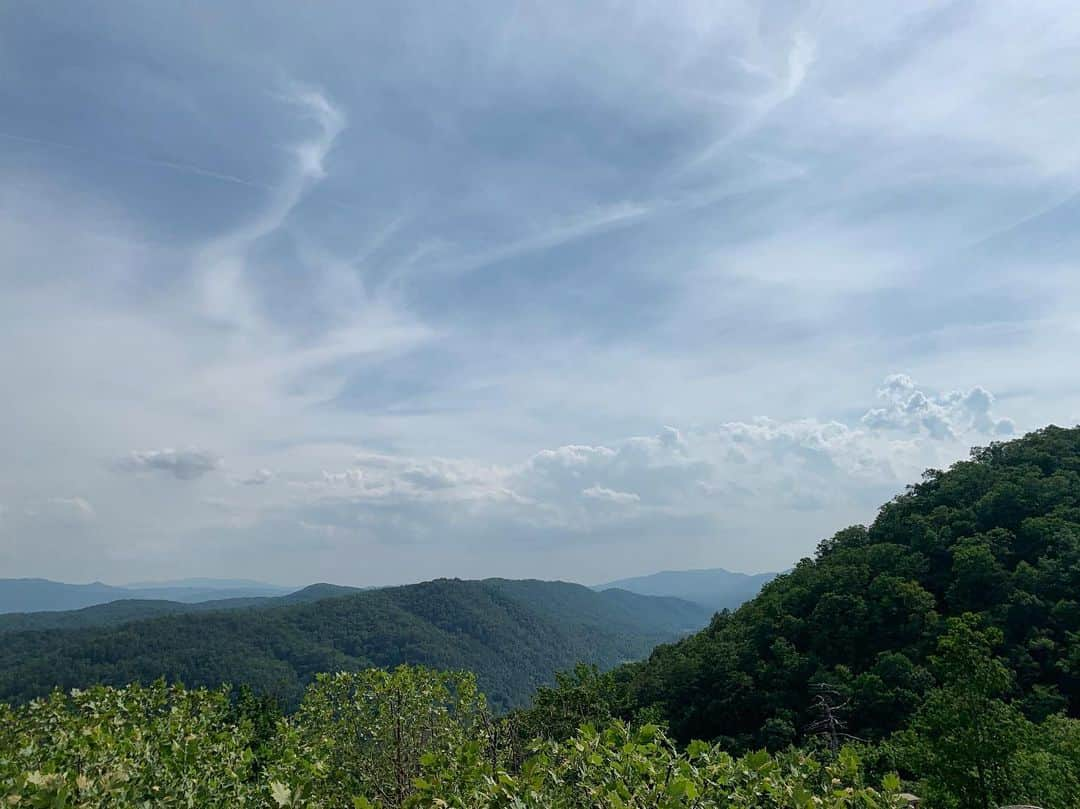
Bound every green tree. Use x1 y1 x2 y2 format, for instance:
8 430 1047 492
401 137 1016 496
268 666 494 808
896 616 1024 809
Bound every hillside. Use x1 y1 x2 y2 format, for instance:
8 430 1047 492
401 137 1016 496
0 578 292 614
617 425 1080 748
594 567 777 612
0 578 710 711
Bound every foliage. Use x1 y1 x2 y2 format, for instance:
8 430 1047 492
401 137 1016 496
892 616 1080 809
266 667 495 808
0 681 263 807
410 722 907 808
0 673 908 808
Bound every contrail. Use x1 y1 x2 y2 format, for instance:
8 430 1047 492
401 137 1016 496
0 131 272 191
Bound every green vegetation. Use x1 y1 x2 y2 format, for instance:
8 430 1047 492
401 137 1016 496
618 425 1080 750
0 670 908 808
0 578 708 711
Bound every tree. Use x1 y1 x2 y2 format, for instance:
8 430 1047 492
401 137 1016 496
268 666 494 808
897 615 1025 809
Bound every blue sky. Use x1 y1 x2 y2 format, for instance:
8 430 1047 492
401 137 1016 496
2 1 1079 585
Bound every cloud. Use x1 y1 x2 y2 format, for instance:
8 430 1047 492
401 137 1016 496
27 497 96 522
4 1 1080 584
519 429 709 508
195 84 347 330
119 449 222 480
239 468 274 486
300 452 510 505
284 376 1015 541
582 485 640 505
861 374 1015 439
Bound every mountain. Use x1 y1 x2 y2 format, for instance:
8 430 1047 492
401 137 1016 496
0 583 369 634
113 584 293 602
615 425 1080 749
0 578 711 710
0 579 132 613
279 582 367 602
0 578 293 615
122 578 289 590
0 596 272 634
593 567 776 612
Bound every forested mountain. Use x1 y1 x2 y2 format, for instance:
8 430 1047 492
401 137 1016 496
0 577 292 614
594 567 777 612
613 425 1080 749
0 578 709 710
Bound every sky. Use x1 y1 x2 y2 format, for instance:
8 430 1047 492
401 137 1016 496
2 1 1079 587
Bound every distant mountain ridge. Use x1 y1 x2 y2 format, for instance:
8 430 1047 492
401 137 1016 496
0 578 712 710
122 578 290 590
593 567 777 612
0 577 294 614
0 582 367 634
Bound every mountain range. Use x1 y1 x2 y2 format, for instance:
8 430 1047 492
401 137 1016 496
0 577 710 710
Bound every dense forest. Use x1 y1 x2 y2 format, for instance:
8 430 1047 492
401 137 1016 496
613 425 1080 749
4 426 1080 807
0 578 708 710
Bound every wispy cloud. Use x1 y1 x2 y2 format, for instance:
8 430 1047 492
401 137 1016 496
195 85 346 330
685 30 817 169
0 131 273 190
3 2 1080 582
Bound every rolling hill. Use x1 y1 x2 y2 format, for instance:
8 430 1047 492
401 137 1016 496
0 578 710 710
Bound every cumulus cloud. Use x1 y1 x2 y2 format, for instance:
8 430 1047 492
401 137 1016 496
861 375 1015 439
119 448 222 480
300 452 511 505
284 376 1014 543
520 428 708 508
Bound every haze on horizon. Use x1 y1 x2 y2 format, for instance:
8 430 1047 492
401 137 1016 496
2 2 1079 586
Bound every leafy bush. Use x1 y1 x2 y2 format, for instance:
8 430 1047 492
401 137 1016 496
0 670 909 808
265 666 495 808
0 681 263 806
410 722 908 808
